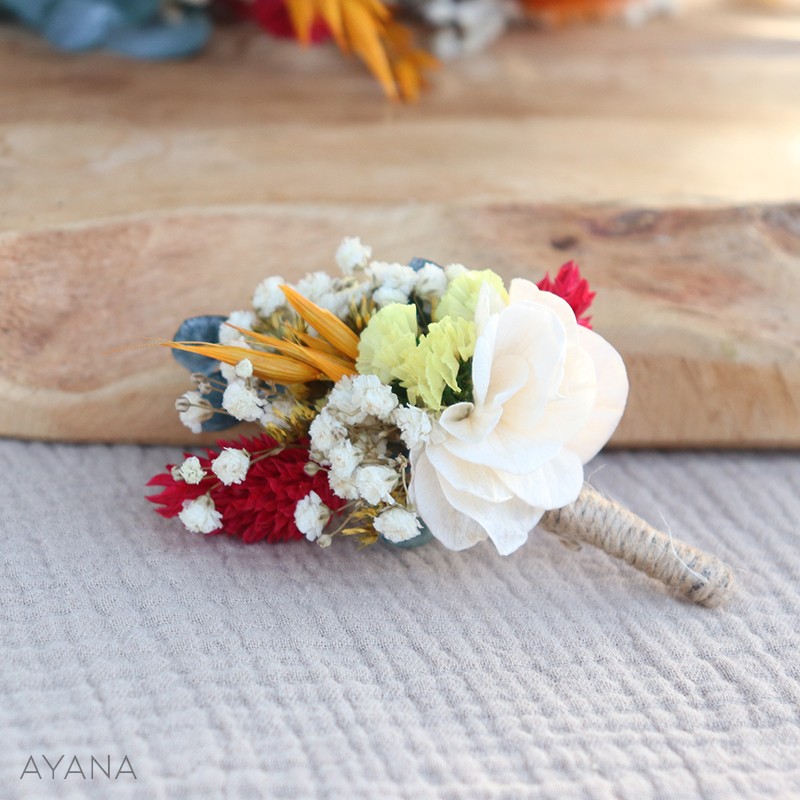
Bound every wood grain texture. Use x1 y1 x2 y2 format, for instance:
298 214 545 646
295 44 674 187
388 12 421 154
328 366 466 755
0 2 799 445
1 203 798 446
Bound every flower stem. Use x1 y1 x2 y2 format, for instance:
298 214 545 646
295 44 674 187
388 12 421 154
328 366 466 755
539 485 734 607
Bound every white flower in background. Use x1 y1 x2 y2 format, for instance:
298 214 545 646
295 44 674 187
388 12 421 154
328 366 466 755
392 405 434 450
295 271 368 319
444 263 468 281
211 448 250 486
336 236 372 275
219 310 256 345
176 391 213 434
368 261 417 292
354 465 398 505
309 408 347 454
252 275 286 317
294 491 332 541
368 261 417 307
372 285 411 308
177 456 205 485
409 279 628 556
296 271 334 305
414 262 448 300
327 440 362 480
350 374 398 421
222 381 264 422
325 282 370 319
178 496 223 534
373 507 422 543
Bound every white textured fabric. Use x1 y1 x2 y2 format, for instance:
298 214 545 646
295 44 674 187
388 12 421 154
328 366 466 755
1 441 799 799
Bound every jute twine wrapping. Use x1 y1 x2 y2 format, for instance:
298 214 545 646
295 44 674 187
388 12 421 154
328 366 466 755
540 485 734 607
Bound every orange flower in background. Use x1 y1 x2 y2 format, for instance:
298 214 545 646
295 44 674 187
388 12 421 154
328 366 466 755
284 0 438 100
522 0 647 24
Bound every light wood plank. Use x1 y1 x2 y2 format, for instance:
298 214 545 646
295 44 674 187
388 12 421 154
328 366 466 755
1 203 797 446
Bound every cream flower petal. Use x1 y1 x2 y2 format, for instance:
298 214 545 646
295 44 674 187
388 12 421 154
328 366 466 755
508 278 579 344
484 353 529 409
439 402 503 444
426 443 514 503
470 312 497 406
437 470 545 555
474 282 508 336
497 448 584 509
504 343 597 451
442 303 568 474
442 417 563 477
566 326 629 463
410 450 488 551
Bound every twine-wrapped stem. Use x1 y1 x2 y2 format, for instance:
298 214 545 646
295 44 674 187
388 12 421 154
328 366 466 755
539 485 734 607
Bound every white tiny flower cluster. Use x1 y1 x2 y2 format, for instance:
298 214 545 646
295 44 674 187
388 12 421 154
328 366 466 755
211 448 250 485
222 380 264 422
373 506 421 544
392 405 434 451
252 275 286 318
404 0 509 60
309 374 401 506
178 496 222 534
294 490 332 543
219 340 252 383
302 272 370 319
335 236 372 275
259 395 296 429
175 456 205 484
219 310 256 345
176 391 214 434
367 261 419 308
363 254 456 309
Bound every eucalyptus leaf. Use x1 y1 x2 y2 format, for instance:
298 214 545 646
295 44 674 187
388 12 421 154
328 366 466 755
0 0 55 25
408 257 441 272
172 314 227 376
42 0 123 51
106 11 211 60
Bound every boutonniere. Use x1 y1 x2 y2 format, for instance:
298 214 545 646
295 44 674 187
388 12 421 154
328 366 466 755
148 237 734 607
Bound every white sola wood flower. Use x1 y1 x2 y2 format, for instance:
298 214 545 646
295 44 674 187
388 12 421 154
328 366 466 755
409 279 629 556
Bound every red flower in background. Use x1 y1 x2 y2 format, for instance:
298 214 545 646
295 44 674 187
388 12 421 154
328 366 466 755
537 260 596 328
147 434 344 543
216 0 330 42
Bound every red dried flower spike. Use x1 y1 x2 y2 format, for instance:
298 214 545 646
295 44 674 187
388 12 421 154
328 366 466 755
537 261 596 328
147 434 344 543
217 0 331 42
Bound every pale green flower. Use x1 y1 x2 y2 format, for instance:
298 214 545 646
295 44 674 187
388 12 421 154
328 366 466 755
434 269 508 323
356 303 418 384
394 317 476 410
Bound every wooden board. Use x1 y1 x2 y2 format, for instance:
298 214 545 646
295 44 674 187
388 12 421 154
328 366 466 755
1 2 799 446
1 202 798 447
